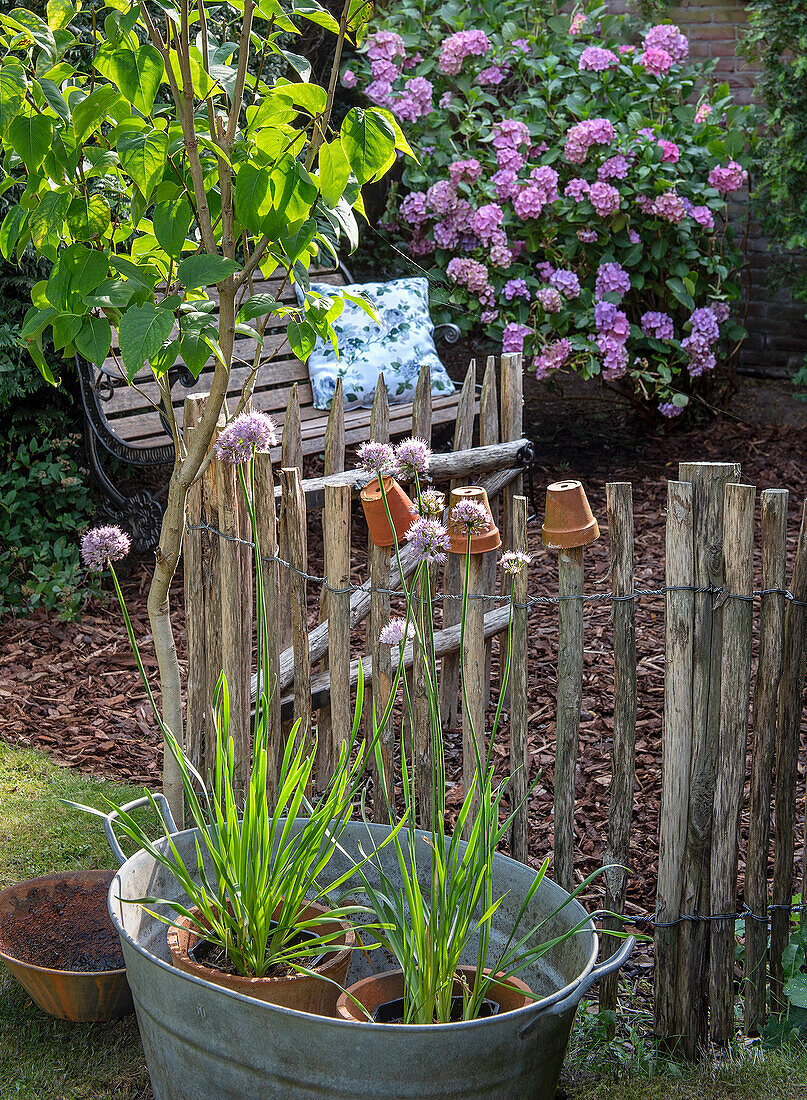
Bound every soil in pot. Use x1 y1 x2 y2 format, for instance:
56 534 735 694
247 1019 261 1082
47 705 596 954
0 878 124 971
189 923 327 977
372 994 500 1025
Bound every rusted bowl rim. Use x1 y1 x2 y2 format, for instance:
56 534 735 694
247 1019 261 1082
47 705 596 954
0 869 127 978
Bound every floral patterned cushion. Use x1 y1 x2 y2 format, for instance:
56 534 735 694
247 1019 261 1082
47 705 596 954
298 276 455 411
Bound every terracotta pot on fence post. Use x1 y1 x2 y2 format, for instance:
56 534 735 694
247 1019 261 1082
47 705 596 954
541 480 600 549
361 476 416 548
446 486 502 555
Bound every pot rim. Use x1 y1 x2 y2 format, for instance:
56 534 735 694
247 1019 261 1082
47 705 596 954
0 869 127 978
109 822 599 1027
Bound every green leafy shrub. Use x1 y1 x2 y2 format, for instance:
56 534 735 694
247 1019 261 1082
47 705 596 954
350 0 753 416
0 424 97 619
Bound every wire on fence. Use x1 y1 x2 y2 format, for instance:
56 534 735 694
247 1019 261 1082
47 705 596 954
606 901 807 930
186 520 807 608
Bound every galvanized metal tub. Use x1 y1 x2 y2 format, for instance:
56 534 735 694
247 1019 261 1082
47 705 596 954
106 801 633 1100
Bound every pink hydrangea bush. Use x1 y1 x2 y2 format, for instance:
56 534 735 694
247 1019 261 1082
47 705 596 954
352 1 751 414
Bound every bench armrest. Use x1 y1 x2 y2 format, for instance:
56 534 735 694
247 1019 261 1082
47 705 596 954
434 322 461 345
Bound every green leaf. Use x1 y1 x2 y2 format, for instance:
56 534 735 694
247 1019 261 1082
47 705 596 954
179 330 212 377
47 0 74 31
67 193 111 241
118 128 168 202
94 42 164 116
292 0 340 32
8 113 53 173
236 293 278 324
340 107 397 184
287 317 317 360
51 310 82 351
177 254 240 290
0 63 25 138
83 277 135 309
318 139 350 209
37 77 69 124
27 332 57 384
235 164 272 235
153 196 193 259
72 85 122 144
785 975 807 1010
667 276 696 311
272 81 327 114
0 205 26 260
280 50 311 82
19 304 57 343
28 190 70 260
75 315 112 364
46 243 109 311
118 301 175 381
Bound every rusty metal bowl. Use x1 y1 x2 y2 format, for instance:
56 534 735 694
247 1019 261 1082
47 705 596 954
0 869 133 1022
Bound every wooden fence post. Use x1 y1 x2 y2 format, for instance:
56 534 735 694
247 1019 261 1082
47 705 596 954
254 451 282 803
368 379 394 820
183 395 207 773
709 481 756 1042
412 363 435 827
202 427 224 779
440 360 476 730
281 466 310 745
674 460 740 1058
601 482 637 1014
509 496 530 864
554 545 584 894
744 489 788 1033
771 501 807 1012
320 482 351 789
498 353 523 700
655 480 694 1040
480 356 499 714
462 549 486 835
279 384 302 652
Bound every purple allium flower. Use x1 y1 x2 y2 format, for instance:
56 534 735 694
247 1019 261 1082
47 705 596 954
564 118 615 165
643 23 689 63
658 401 683 418
550 268 580 299
500 549 532 575
342 69 357 88
708 161 747 194
578 228 598 243
379 617 416 646
579 46 619 72
691 205 715 229
449 499 489 535
439 29 490 75
595 261 630 300
502 322 532 354
413 489 445 518
396 437 431 479
639 46 673 76
405 517 452 564
400 192 429 227
589 181 621 217
598 154 630 181
357 440 397 477
641 311 675 340
215 411 278 464
537 286 563 313
503 278 530 301
564 177 590 202
81 525 131 571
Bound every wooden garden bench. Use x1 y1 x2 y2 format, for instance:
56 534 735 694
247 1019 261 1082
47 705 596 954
77 264 463 546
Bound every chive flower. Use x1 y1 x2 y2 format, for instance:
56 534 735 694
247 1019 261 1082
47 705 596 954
405 517 452 565
356 440 398 477
214 411 278 465
379 618 416 646
412 489 445 518
395 437 432 479
449 499 489 536
80 525 131 572
500 550 532 575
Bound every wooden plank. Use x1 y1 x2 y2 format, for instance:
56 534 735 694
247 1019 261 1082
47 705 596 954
480 356 499 715
440 360 477 729
770 501 807 1012
744 489 788 1034
462 550 487 837
183 396 207 773
709 481 756 1042
654 481 694 1042
368 380 393 821
554 545 584 893
509 496 530 864
320 483 351 790
674 460 741 1058
601 482 638 1014
412 362 432 440
254 451 282 805
281 467 310 744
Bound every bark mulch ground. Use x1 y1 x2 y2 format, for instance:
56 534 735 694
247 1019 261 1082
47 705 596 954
1 372 806 943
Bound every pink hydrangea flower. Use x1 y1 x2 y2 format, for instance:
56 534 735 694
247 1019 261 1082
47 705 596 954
366 30 406 61
598 154 630 181
619 44 635 56
393 76 433 122
439 29 490 75
403 51 423 70
694 102 712 124
342 69 357 88
480 309 498 323
489 241 514 268
640 47 673 76
643 23 689 64
449 158 483 186
595 261 630 300
708 161 748 194
537 286 563 313
492 168 520 201
536 262 555 281
570 12 586 36
492 119 531 150
682 306 720 376
371 58 400 85
589 181 621 217
713 302 731 323
496 146 526 173
641 311 675 340
534 337 572 379
503 278 530 301
477 65 508 86
502 322 532 353
629 229 640 244
513 186 545 219
564 177 590 202
658 139 680 163
409 232 434 256
528 165 559 204
550 268 580 299
658 401 683 418
400 192 428 227
579 46 619 72
439 91 453 109
578 228 598 243
446 257 490 294
426 180 458 216
691 205 715 229
471 203 505 243
564 118 615 165
652 190 687 223
512 37 530 53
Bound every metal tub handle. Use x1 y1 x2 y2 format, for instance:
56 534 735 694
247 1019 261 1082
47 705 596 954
518 936 635 1039
103 794 178 867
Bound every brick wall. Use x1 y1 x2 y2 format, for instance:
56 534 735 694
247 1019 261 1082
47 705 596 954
607 1 807 375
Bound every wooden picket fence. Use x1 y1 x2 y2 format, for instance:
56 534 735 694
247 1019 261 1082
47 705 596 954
181 356 807 1057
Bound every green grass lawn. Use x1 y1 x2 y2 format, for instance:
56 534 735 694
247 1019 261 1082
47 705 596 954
1 741 805 1100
